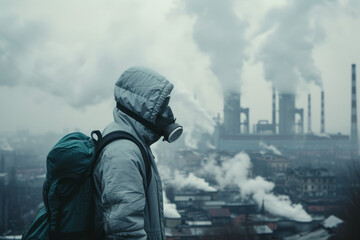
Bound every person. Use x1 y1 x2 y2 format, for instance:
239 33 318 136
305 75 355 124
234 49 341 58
93 66 183 240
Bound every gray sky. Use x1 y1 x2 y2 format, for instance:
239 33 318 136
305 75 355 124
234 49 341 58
0 0 359 140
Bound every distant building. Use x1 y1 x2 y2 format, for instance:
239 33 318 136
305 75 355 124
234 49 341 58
284 215 343 240
208 208 231 225
286 168 336 200
0 140 15 173
0 173 8 234
173 189 218 209
213 129 355 157
251 152 290 178
212 82 358 158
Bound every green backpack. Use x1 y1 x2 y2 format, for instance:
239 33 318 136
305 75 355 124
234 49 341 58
22 130 151 240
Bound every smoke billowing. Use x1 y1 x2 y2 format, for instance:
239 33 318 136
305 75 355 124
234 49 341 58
257 0 332 94
184 0 248 93
0 0 212 110
159 166 216 218
171 87 215 148
201 152 312 222
160 151 311 221
0 1 122 108
163 191 181 218
260 142 282 155
158 163 216 192
171 171 217 192
0 14 46 87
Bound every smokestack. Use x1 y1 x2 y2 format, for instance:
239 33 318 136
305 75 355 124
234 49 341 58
308 94 312 133
351 64 358 146
279 94 295 135
321 91 325 133
272 88 276 134
224 92 240 134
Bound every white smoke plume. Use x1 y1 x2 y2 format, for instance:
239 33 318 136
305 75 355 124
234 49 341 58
171 86 215 149
313 132 330 138
1 0 216 110
184 0 248 93
157 163 216 192
163 191 181 219
0 7 112 108
257 0 333 93
202 152 312 222
259 142 282 155
170 170 217 192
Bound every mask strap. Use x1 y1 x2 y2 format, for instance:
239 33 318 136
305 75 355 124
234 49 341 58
116 102 162 135
155 114 175 125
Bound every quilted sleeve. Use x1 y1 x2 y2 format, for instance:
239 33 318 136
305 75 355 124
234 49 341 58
99 139 147 240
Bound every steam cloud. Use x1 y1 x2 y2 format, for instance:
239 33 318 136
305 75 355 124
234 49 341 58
0 3 121 108
313 132 330 138
0 15 46 87
260 142 282 155
163 191 181 218
184 0 247 93
257 0 331 93
170 170 217 192
202 152 312 222
1 1 214 111
171 87 215 149
158 163 217 192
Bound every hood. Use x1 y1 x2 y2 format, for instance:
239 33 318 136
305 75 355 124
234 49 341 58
108 66 174 146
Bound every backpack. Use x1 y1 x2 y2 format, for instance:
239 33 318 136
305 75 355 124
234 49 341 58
22 130 151 240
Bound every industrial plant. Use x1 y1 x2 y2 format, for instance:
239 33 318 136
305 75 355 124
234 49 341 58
0 65 358 239
214 64 359 158
159 64 359 239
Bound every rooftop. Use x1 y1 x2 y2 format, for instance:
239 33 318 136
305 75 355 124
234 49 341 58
291 168 335 178
284 228 330 240
208 208 230 217
253 225 273 235
186 221 212 226
322 215 343 229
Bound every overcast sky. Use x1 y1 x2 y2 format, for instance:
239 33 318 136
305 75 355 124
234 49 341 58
0 0 359 140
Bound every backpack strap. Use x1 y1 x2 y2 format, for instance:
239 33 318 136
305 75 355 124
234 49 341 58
91 130 152 188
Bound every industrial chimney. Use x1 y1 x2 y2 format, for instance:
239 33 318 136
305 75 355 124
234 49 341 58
224 92 240 134
308 94 312 133
321 91 325 133
351 64 358 147
279 94 295 135
272 88 276 134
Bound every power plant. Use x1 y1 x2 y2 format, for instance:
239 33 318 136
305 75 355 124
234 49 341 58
214 64 359 157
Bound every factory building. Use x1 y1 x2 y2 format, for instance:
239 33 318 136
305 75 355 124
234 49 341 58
214 64 358 157
286 168 336 200
250 153 290 178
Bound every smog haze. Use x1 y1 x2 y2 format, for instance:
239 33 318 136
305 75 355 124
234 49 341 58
0 0 359 139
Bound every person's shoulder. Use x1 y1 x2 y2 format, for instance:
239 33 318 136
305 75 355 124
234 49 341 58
99 122 147 164
102 138 142 161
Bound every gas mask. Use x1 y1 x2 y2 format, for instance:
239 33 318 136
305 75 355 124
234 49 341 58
155 106 183 143
116 102 183 143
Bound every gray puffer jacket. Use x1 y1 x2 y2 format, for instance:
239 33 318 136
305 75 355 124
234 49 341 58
93 67 173 240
